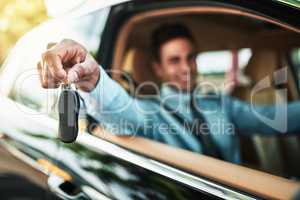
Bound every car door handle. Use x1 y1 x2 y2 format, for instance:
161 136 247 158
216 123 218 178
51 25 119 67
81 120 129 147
47 174 90 200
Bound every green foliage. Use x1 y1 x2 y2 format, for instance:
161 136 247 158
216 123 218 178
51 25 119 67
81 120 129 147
0 0 48 64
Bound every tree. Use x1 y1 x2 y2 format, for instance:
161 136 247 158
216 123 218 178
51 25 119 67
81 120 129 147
0 0 48 65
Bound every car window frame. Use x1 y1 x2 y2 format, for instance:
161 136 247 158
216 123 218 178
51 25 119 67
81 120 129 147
79 129 258 200
94 2 300 199
84 125 300 200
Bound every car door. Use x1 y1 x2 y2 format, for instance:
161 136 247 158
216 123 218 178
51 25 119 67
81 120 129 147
0 51 61 199
55 131 258 200
53 1 297 200
0 7 110 200
91 0 300 199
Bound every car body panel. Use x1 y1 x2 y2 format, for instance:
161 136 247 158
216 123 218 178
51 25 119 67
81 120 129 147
55 133 256 200
0 144 61 200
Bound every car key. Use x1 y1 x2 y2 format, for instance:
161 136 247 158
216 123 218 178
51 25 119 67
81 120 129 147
58 84 80 143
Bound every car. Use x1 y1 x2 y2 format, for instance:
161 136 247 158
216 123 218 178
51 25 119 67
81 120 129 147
0 0 300 199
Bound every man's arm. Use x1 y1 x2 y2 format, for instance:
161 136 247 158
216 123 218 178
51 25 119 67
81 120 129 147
38 39 154 137
227 96 300 136
80 65 156 137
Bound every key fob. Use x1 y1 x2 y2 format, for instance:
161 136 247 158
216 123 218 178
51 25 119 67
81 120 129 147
58 85 80 143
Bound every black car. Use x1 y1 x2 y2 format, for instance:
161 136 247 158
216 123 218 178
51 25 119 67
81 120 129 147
1 0 300 199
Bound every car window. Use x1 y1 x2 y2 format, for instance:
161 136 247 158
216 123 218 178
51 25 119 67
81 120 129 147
115 10 300 180
7 8 109 118
196 48 252 94
290 48 300 91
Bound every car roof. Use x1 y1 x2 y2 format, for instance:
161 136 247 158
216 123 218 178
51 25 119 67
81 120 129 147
45 0 131 18
45 0 299 18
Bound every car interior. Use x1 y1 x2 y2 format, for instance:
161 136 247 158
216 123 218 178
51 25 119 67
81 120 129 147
90 5 300 199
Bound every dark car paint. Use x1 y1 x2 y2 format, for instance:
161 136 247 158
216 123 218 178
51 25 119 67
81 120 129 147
56 142 223 200
0 96 255 199
0 98 62 199
1 0 300 200
0 145 61 200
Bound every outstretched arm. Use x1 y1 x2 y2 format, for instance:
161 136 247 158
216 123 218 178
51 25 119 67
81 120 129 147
38 39 154 137
227 96 300 136
80 65 156 137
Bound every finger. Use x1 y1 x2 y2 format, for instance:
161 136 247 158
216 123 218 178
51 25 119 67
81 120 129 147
67 64 84 83
56 39 86 62
46 42 57 50
42 51 67 82
37 61 44 84
74 55 82 64
76 79 97 92
37 61 60 88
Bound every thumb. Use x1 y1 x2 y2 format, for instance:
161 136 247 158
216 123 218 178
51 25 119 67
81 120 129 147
67 63 85 83
67 55 96 83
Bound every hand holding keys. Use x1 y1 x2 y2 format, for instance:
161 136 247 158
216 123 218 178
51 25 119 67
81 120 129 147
38 39 100 143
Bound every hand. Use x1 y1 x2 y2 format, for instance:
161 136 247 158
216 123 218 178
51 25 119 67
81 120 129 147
37 39 100 92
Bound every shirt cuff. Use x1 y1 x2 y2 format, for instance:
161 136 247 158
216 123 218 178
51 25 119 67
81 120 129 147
78 65 121 118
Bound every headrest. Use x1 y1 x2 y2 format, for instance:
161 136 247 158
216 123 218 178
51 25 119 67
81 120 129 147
123 48 161 95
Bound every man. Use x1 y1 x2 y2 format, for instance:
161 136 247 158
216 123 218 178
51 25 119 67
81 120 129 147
38 23 300 164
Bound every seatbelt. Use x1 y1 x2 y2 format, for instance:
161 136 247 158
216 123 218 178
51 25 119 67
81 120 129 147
158 94 222 159
189 94 223 159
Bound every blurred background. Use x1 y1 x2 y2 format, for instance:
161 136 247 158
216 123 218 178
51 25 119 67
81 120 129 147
0 0 48 65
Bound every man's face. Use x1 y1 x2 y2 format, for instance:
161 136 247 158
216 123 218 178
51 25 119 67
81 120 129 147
154 37 197 92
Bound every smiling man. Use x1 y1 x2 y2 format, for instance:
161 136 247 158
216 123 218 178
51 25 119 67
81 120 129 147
151 24 198 92
38 23 300 164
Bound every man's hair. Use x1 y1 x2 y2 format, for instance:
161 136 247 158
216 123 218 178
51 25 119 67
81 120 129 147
151 23 195 62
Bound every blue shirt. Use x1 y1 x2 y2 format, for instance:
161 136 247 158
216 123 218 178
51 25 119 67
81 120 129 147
80 66 300 163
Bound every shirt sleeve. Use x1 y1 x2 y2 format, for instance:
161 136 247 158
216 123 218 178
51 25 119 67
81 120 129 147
78 65 156 137
226 95 300 136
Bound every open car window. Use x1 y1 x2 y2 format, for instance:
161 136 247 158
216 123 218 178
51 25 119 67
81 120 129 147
196 48 252 94
109 3 300 183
